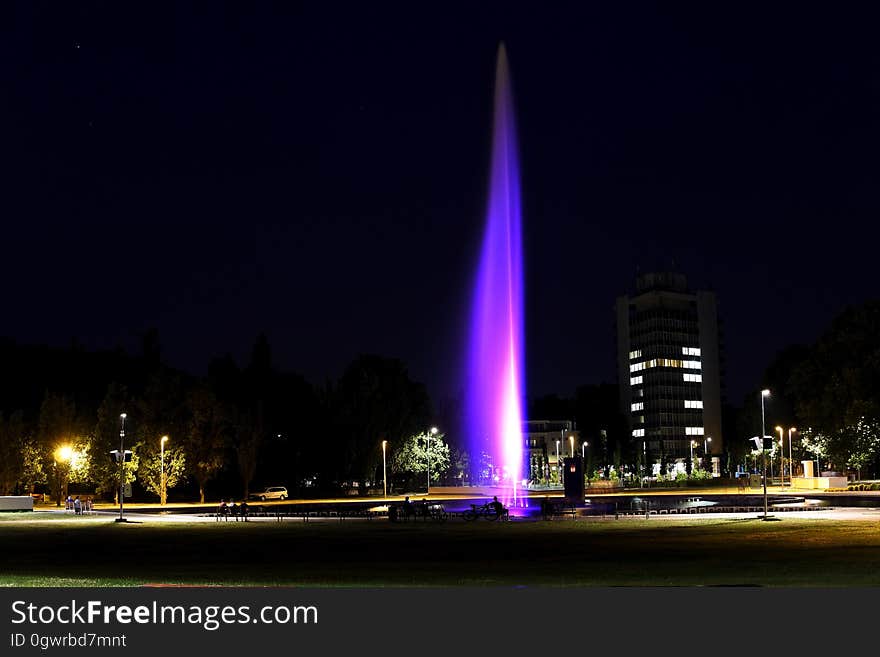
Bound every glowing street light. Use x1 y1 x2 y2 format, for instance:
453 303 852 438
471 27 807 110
555 440 560 482
54 445 73 507
775 426 784 486
569 435 575 458
160 435 169 506
789 428 797 483
760 390 770 519
117 413 127 523
582 441 588 459
426 427 438 496
704 437 712 473
690 440 696 465
381 440 388 498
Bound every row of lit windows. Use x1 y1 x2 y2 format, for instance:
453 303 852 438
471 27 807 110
684 400 703 409
683 373 702 382
682 347 701 356
631 402 644 411
629 350 642 360
630 376 643 386
630 358 701 373
685 426 705 435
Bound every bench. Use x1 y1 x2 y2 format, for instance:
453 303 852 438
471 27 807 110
542 501 577 520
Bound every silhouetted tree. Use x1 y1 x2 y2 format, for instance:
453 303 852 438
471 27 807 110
331 355 431 494
184 387 228 503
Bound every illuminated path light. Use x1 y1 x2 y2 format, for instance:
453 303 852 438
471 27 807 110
466 43 524 505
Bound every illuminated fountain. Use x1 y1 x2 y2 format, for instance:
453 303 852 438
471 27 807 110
466 44 525 503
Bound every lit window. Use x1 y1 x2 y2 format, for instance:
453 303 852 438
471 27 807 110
630 362 645 373
683 360 701 370
683 373 702 383
629 350 642 360
631 402 643 412
632 429 644 437
686 426 705 436
682 347 701 356
630 376 643 386
684 400 703 409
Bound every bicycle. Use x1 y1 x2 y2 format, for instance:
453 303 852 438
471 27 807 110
462 502 503 521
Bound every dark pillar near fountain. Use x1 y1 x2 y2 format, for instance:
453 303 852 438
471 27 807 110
563 457 584 504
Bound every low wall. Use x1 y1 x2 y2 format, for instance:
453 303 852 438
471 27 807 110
791 476 848 490
0 496 33 511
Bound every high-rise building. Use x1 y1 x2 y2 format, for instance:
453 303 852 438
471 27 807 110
615 272 723 474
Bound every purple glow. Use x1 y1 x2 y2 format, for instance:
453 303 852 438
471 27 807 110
466 44 524 501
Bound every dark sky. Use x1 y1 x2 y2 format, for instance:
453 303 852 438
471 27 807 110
4 2 879 408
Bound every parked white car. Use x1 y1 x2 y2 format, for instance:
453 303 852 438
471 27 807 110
251 486 288 501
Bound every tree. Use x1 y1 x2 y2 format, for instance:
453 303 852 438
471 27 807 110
0 411 25 494
19 440 45 495
331 355 431 493
184 387 228 503
37 393 87 505
391 431 451 485
788 302 880 472
137 443 186 503
231 405 262 500
91 384 138 501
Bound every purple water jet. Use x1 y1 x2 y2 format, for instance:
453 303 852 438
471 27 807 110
466 44 525 501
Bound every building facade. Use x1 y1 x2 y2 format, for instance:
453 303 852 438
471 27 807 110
523 420 579 486
615 272 723 473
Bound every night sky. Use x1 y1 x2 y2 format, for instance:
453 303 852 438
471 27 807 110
4 3 879 408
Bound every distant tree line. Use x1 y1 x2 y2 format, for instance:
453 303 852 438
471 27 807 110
0 331 442 501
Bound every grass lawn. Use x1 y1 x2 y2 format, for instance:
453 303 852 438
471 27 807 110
1 512 879 586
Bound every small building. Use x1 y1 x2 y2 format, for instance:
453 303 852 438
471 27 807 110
523 420 579 485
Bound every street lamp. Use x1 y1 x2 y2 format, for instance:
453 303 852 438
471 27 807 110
776 426 784 486
54 445 73 507
704 437 712 473
160 435 169 506
555 440 560 483
760 390 770 519
426 427 438 496
582 441 587 459
569 435 575 458
117 413 127 523
689 440 695 465
789 428 796 482
381 440 388 498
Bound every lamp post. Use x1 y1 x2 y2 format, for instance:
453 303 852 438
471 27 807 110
555 440 560 483
160 435 169 506
381 440 388 498
117 413 127 523
789 428 796 482
775 426 784 487
426 427 437 496
704 437 712 473
760 390 770 519
54 445 73 507
569 435 575 458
